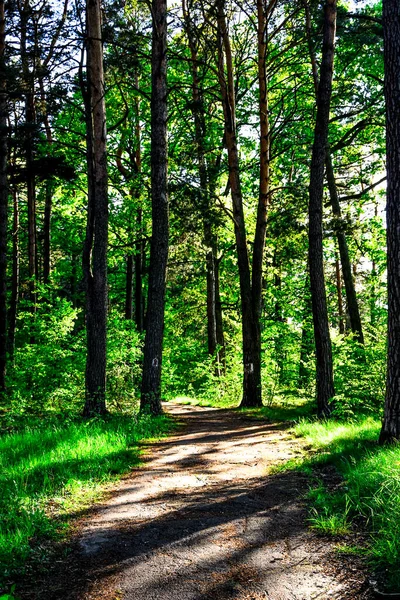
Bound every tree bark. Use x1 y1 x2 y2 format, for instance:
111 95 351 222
379 0 400 443
308 0 336 417
82 0 108 417
0 0 7 395
21 1 37 304
140 0 168 415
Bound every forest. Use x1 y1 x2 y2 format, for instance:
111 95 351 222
1 0 400 597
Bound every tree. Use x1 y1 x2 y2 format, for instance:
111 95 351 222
82 0 109 416
303 0 364 346
0 0 7 395
308 0 336 417
379 0 400 443
140 0 168 415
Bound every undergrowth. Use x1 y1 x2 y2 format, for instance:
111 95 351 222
0 412 174 587
292 417 400 592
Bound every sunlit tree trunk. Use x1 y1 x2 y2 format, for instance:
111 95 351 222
82 0 108 416
0 0 7 395
308 0 336 417
20 1 37 306
379 0 400 444
140 0 168 415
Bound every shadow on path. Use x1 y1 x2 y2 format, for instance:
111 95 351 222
23 404 371 600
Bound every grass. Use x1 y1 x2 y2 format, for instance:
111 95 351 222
170 392 314 419
170 395 238 409
0 411 174 587
291 417 400 592
186 390 400 591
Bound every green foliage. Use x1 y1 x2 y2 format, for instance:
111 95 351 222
332 333 386 418
293 418 400 592
6 294 84 418
0 412 174 586
3 293 143 424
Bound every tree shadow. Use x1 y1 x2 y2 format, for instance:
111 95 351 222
17 405 370 600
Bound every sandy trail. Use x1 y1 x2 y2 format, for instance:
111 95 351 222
27 403 370 600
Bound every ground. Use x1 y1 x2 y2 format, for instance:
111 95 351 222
22 403 373 600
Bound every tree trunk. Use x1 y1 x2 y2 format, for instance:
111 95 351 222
326 155 364 343
217 0 262 407
82 0 108 417
379 0 400 444
252 0 270 321
140 0 168 415
308 0 336 417
304 0 364 346
0 0 7 395
20 2 37 304
7 188 19 360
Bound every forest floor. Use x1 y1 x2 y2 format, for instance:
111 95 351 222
20 403 372 600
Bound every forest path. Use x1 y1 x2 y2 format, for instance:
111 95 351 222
31 403 370 600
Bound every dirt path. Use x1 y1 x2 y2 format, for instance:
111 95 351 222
28 403 371 600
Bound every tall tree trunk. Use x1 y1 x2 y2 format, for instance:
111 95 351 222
379 0 400 444
303 0 364 345
140 0 168 415
326 157 364 343
21 1 37 304
0 0 7 396
7 188 19 360
217 0 262 407
308 0 336 417
82 0 108 416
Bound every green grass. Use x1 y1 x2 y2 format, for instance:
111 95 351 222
292 417 400 592
170 395 238 409
170 393 314 420
0 412 174 586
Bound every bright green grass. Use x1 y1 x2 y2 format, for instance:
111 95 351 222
0 412 174 585
170 394 314 419
170 395 238 409
292 418 400 591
